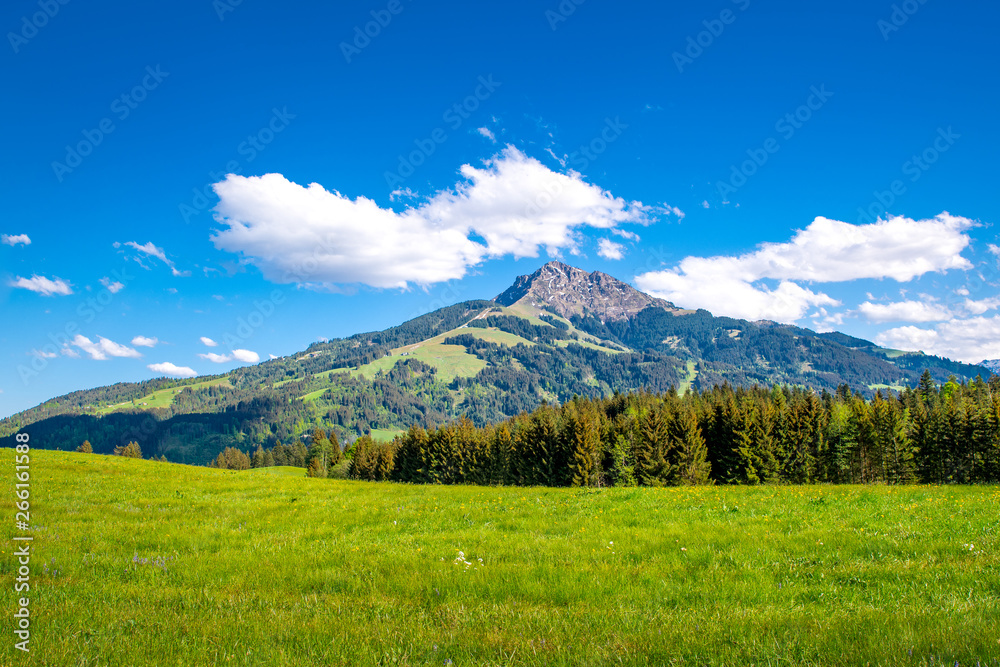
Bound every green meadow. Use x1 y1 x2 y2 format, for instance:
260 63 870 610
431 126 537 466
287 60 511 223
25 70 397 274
2 449 999 666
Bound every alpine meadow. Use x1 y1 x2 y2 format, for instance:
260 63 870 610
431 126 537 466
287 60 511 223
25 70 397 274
4 0 1000 664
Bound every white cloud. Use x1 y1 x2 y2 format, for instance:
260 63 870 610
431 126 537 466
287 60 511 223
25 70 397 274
963 297 1000 316
30 349 58 359
99 277 125 294
67 335 142 360
131 336 158 348
148 362 198 378
124 241 188 277
10 275 73 296
477 127 496 143
857 300 952 323
211 147 651 290
611 229 640 242
876 317 1000 363
988 243 1000 256
197 349 259 364
636 213 975 323
231 349 260 363
269 354 278 360
60 347 80 358
597 239 625 260
810 307 846 333
702 201 710 209
200 337 218 347
2 234 31 246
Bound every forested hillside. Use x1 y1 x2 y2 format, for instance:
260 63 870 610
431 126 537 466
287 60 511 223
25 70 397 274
1 263 992 466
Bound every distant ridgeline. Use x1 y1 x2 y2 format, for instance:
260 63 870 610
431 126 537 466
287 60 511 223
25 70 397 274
344 374 1000 486
0 262 993 468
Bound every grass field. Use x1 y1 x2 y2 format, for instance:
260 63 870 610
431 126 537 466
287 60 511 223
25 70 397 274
352 335 487 383
371 428 407 442
2 449 999 666
299 387 329 402
97 377 233 414
678 360 699 395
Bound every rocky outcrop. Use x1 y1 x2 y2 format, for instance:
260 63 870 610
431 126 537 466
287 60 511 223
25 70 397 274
494 261 678 322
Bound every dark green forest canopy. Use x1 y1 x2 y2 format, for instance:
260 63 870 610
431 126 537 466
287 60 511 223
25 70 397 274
348 374 1000 487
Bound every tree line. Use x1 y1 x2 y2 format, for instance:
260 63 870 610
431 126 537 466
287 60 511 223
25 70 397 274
345 371 1000 486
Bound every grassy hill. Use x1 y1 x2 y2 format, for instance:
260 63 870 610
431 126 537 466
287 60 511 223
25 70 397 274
2 449 997 665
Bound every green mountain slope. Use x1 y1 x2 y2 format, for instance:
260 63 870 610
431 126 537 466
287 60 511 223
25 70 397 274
1 262 990 463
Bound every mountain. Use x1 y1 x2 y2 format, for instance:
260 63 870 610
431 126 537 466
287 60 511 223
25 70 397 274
981 359 1000 374
494 261 681 321
1 261 991 463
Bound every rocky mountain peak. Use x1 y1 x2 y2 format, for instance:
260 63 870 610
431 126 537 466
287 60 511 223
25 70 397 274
494 260 678 322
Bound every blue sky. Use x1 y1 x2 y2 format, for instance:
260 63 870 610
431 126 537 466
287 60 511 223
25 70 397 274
2 0 999 418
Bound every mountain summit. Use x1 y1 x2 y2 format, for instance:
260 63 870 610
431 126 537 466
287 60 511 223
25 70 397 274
494 260 679 322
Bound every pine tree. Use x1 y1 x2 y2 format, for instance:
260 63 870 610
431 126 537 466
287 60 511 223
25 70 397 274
307 458 325 478
918 370 936 404
374 442 396 481
706 393 738 482
609 434 636 487
490 423 514 486
76 440 93 454
670 408 711 485
637 404 671 486
348 435 377 480
565 405 602 487
114 441 143 458
291 441 309 468
328 430 343 466
731 399 764 484
251 444 267 468
307 428 332 477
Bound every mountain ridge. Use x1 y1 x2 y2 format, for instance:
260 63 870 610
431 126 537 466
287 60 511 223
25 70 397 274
1 261 991 463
